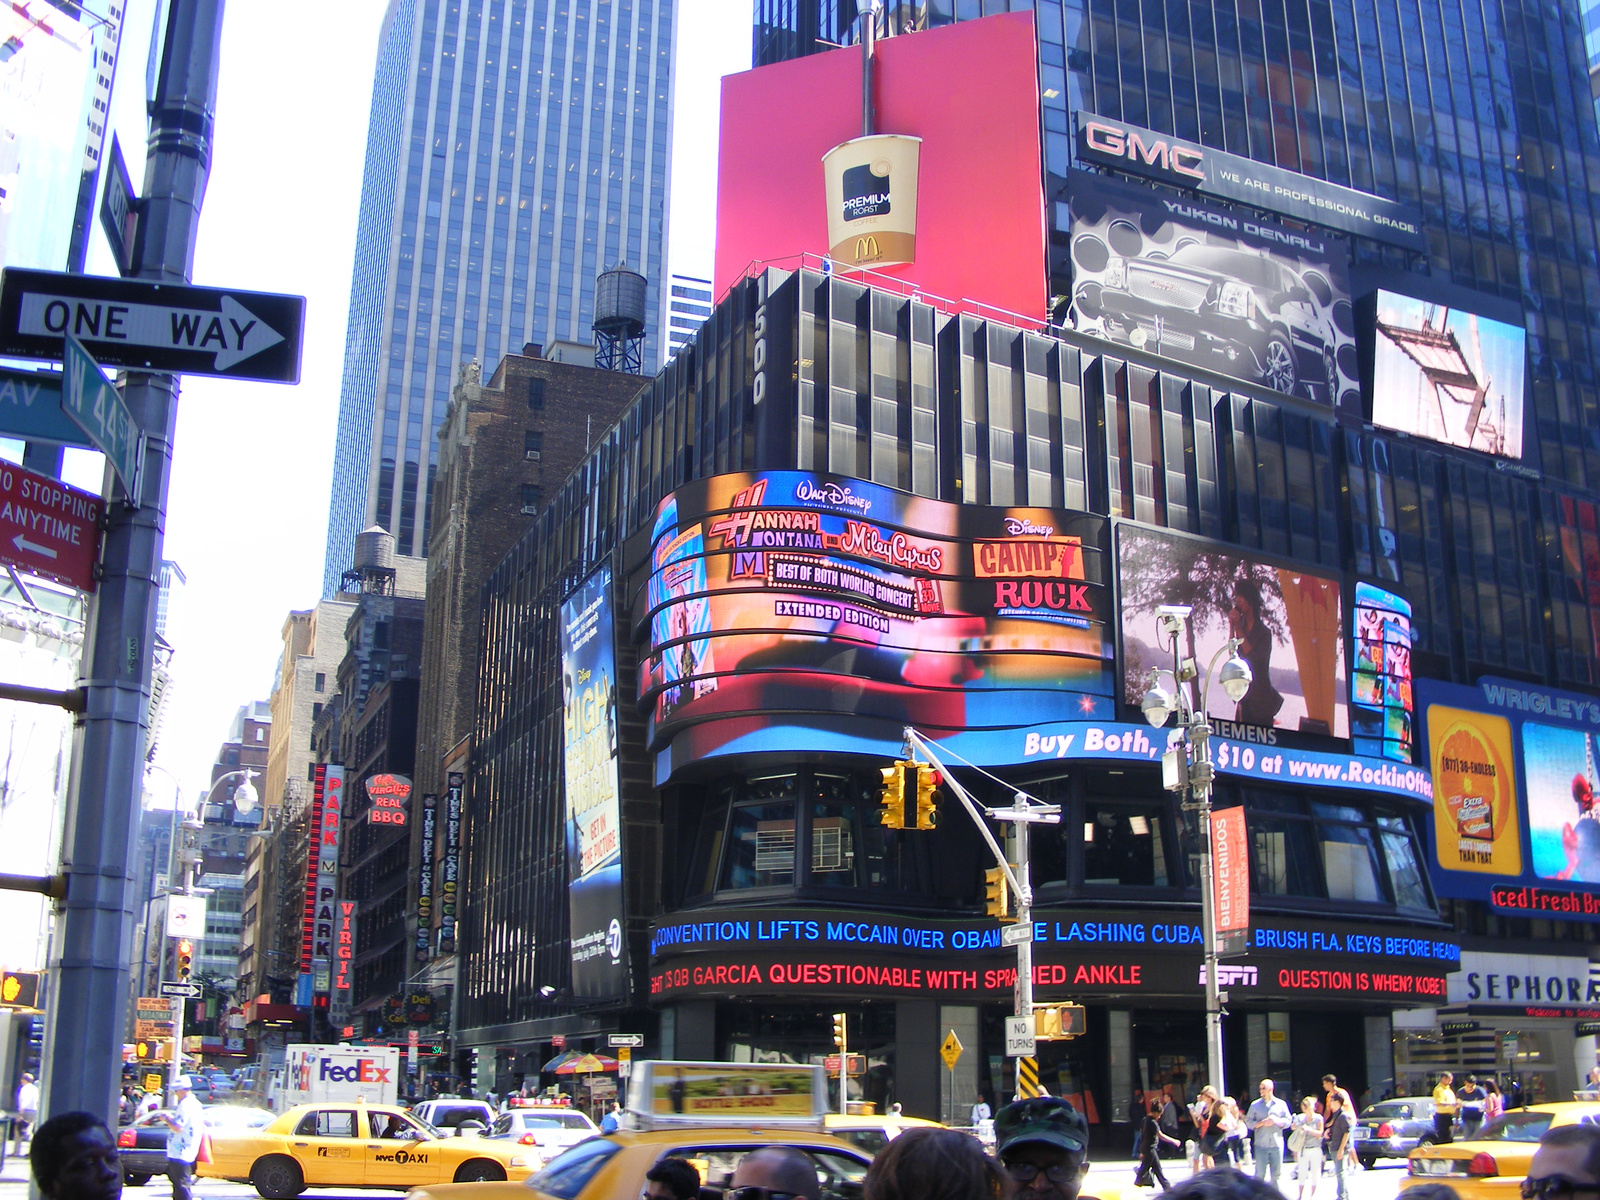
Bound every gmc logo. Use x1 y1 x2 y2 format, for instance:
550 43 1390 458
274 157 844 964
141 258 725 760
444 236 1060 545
1083 120 1205 182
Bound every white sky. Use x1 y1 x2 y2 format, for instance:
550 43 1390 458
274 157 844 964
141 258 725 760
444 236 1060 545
105 0 750 800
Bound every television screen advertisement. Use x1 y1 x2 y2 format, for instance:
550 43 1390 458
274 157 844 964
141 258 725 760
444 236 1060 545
560 563 629 999
1118 524 1348 739
1067 172 1358 406
1419 677 1600 922
1370 290 1527 458
631 471 1114 768
1352 582 1415 763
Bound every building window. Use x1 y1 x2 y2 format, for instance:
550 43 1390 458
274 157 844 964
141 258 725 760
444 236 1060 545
308 762 316 781
524 430 543 461
1311 802 1386 902
521 485 543 514
808 772 922 892
1082 800 1171 887
312 703 323 721
720 775 799 890
528 378 545 410
256 728 264 742
1245 792 1324 898
314 673 326 692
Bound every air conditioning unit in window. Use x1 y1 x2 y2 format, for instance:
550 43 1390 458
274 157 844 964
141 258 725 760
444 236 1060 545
525 450 541 462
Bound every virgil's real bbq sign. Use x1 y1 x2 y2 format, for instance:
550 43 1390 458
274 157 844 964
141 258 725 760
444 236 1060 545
1075 112 1426 251
630 471 1114 770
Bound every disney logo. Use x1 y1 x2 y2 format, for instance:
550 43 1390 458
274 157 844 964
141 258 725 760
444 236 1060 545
1004 517 1055 537
795 479 873 512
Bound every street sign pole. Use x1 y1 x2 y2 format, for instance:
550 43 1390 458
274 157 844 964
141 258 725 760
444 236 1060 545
38 0 223 1126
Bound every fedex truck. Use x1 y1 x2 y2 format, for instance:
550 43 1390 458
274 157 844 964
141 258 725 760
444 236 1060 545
278 1044 401 1110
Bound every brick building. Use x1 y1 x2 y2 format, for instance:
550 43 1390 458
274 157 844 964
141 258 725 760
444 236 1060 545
410 351 647 975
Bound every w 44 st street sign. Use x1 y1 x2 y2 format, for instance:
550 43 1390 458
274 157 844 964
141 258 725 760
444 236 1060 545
0 269 305 384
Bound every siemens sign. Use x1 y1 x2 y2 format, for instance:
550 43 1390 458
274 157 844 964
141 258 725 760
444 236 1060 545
1076 113 1427 252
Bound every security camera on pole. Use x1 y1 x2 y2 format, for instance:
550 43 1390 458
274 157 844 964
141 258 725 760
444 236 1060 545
1136 604 1253 1099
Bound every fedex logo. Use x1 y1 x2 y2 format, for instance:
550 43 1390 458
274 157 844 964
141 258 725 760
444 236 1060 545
319 1057 392 1083
1083 120 1205 182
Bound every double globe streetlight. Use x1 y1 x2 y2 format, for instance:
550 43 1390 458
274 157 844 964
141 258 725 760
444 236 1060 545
1136 604 1252 1099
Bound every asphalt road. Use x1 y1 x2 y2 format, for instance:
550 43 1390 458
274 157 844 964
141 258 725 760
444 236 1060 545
0 1144 1417 1200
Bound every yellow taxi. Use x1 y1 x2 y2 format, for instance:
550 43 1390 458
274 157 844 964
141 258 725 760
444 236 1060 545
406 1125 872 1200
198 1099 540 1197
823 1113 943 1156
411 1060 872 1200
1403 1102 1600 1200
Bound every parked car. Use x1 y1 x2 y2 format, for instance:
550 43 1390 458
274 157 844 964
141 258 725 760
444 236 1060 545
117 1106 275 1185
486 1105 600 1157
1354 1096 1441 1167
412 1099 497 1135
824 1113 944 1156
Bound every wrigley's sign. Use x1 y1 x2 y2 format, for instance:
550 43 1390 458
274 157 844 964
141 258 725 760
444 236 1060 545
1076 113 1427 251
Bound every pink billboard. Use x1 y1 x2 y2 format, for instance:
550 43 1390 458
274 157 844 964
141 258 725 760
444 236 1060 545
714 13 1047 323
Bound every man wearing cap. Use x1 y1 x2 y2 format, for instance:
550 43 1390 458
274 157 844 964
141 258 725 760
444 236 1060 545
160 1076 206 1200
994 1096 1095 1200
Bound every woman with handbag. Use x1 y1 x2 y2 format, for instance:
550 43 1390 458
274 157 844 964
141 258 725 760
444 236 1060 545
1192 1086 1223 1170
1290 1095 1324 1200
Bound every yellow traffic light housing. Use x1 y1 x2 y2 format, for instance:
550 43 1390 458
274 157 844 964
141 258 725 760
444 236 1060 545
984 867 1012 921
913 763 939 830
1035 1004 1087 1040
831 1012 846 1049
176 939 193 981
878 763 907 829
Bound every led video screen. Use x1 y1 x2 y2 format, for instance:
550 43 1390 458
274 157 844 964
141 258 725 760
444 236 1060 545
1067 172 1358 406
1119 525 1347 737
635 472 1115 751
1524 722 1600 884
1351 582 1414 763
1371 290 1526 458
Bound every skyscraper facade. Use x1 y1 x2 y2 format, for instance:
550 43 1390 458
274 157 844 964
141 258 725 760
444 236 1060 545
323 0 677 595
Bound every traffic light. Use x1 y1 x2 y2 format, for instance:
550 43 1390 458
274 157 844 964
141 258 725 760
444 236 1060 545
1035 1005 1086 1040
913 763 939 830
831 1012 846 1049
175 939 193 982
984 867 1011 921
878 762 907 829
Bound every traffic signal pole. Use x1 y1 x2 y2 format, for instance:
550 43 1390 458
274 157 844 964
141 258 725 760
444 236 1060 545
902 728 1059 1096
38 0 223 1123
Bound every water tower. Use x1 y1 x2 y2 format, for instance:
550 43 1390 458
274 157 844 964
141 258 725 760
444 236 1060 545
593 263 647 373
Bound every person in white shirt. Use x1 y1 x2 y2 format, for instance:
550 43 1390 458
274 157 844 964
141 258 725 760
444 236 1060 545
971 1097 993 1125
159 1077 206 1200
15 1072 40 1153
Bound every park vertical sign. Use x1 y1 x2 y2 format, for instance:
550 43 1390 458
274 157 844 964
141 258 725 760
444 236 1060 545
560 563 628 999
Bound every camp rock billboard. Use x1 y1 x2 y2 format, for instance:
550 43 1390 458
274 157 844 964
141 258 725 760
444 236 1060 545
1066 171 1358 408
630 472 1114 769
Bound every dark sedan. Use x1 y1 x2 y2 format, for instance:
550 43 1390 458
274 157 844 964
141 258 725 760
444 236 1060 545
1354 1096 1446 1167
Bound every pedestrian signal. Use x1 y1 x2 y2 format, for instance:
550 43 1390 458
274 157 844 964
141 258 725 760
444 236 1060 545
984 867 1011 920
913 764 939 830
0 970 39 1008
176 939 193 981
878 762 907 829
1034 1004 1087 1040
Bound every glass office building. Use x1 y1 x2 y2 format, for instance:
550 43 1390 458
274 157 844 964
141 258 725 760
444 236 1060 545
323 0 677 594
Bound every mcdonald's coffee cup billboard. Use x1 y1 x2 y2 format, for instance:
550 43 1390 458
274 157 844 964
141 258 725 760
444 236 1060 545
823 135 921 269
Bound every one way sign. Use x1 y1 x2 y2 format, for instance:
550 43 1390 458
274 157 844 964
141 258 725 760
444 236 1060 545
0 268 305 384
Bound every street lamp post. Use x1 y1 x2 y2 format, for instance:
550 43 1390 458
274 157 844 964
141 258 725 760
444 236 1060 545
1138 605 1253 1100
